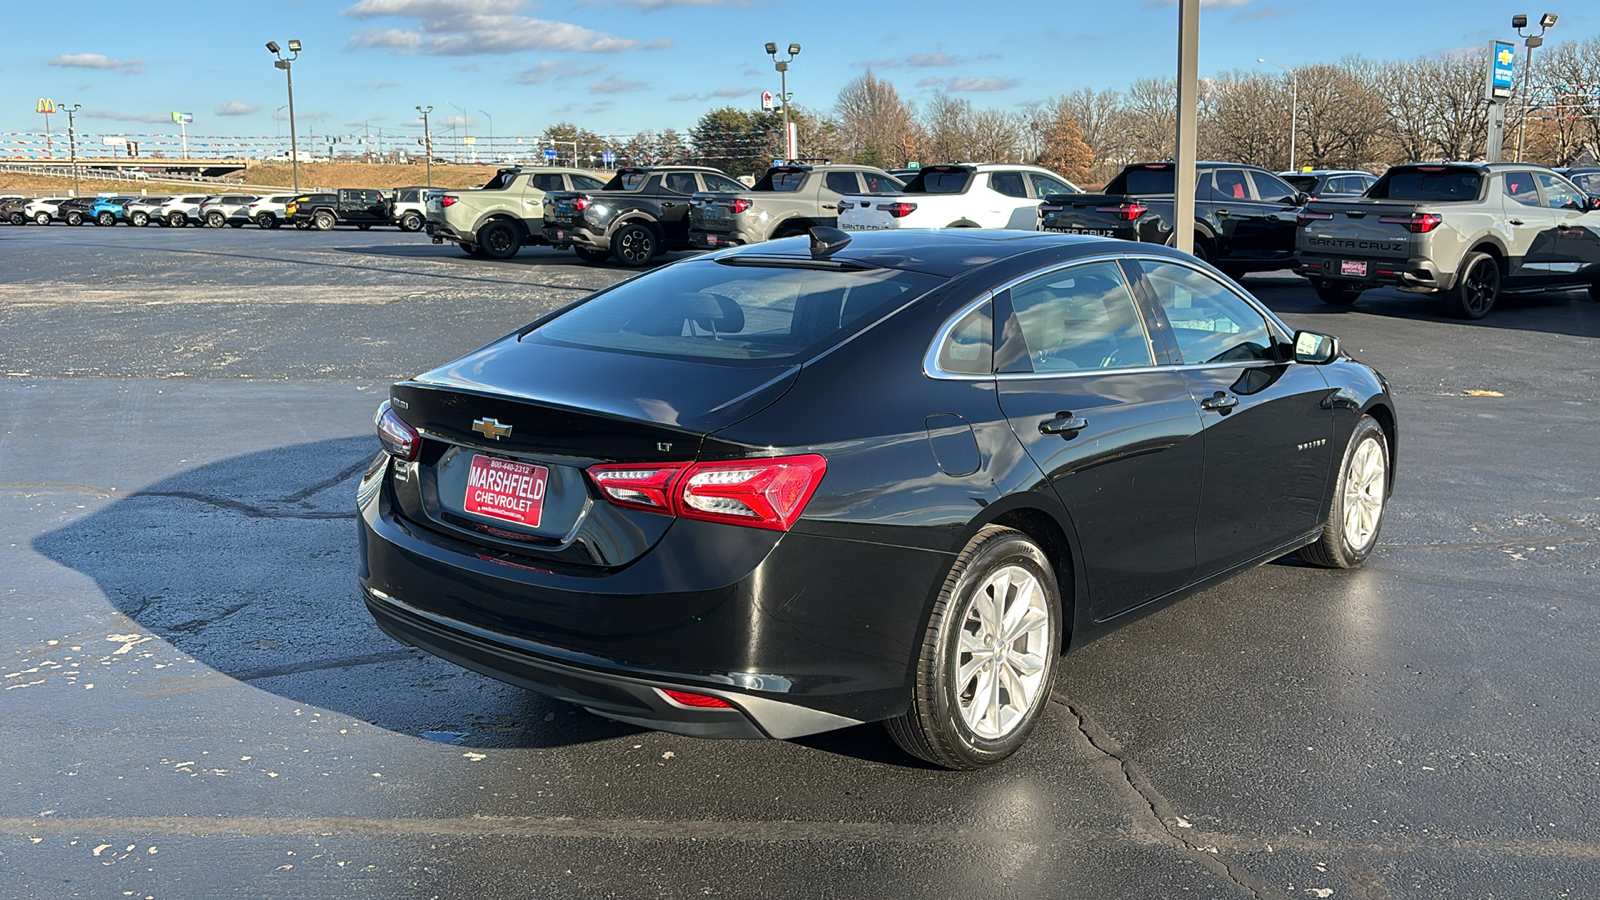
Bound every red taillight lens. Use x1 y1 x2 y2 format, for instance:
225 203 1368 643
1297 211 1334 227
441 195 457 207
726 198 752 213
678 455 827 531
880 201 917 218
1095 202 1146 221
572 196 591 211
1379 212 1443 233
659 689 733 709
587 463 689 515
375 402 420 461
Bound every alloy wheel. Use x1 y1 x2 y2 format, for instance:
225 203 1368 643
618 228 653 265
952 564 1051 740
1463 259 1498 317
1341 436 1386 551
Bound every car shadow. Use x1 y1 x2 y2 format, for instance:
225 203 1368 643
1244 276 1600 339
31 437 644 751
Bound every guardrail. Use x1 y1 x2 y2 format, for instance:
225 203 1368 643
0 163 292 193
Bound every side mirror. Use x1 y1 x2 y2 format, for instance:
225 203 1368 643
1293 191 1310 207
1294 330 1339 365
1587 194 1600 211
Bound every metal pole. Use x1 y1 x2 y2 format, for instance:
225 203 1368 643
780 66 789 161
286 62 299 191
480 110 493 161
1174 0 1200 255
44 111 52 157
1288 71 1298 172
65 105 80 197
1517 42 1535 162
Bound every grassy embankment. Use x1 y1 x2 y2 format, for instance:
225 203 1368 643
0 162 534 197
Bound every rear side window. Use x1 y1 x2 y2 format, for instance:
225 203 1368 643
1283 175 1319 193
532 260 941 365
1504 172 1542 207
861 172 903 193
1004 261 1155 373
571 174 606 190
1370 168 1482 201
990 172 1028 198
664 173 699 194
532 174 563 192
905 168 971 194
1136 260 1274 365
936 301 993 376
824 172 860 195
1212 169 1250 200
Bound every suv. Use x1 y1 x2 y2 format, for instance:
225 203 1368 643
388 186 435 232
159 195 212 227
427 167 606 257
838 163 1080 231
25 198 70 225
89 197 139 226
287 189 389 230
198 194 258 228
1 197 31 226
1280 170 1377 201
688 163 905 249
246 195 296 229
57 198 99 226
542 166 746 266
126 197 171 227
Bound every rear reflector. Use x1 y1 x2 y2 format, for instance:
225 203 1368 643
587 463 689 514
375 401 420 461
660 689 733 709
1378 212 1443 233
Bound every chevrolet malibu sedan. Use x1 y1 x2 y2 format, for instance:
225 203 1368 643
358 228 1398 769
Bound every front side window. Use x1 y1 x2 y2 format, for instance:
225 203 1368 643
1535 172 1585 210
1248 170 1297 203
663 173 699 194
824 172 860 195
703 173 745 193
1503 171 1542 207
1029 173 1076 198
1004 261 1155 374
861 172 903 193
1137 260 1275 365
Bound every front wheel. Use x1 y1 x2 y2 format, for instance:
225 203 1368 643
1301 416 1389 568
206 212 226 228
131 212 149 227
1448 251 1500 319
34 212 52 226
611 223 657 267
97 212 117 226
313 211 335 231
167 212 187 227
574 247 612 265
256 214 276 229
1312 279 1362 307
399 212 423 232
7 213 24 226
886 526 1062 770
66 211 84 226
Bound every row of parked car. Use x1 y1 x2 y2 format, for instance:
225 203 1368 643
0 188 437 232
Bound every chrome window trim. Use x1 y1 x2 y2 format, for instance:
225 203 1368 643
922 251 1291 381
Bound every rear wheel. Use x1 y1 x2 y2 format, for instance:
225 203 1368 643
293 219 310 230
313 211 335 231
8 213 23 226
256 213 276 229
167 212 187 227
1301 416 1389 569
66 211 84 226
357 223 372 231
1312 279 1363 307
34 212 51 226
886 526 1062 770
130 211 149 226
574 247 612 265
1588 281 1600 302
1448 251 1500 319
399 212 423 232
611 223 657 267
97 212 117 226
206 211 226 228
478 220 521 259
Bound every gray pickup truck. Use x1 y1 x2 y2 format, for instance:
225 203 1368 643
1297 162 1600 318
687 163 904 249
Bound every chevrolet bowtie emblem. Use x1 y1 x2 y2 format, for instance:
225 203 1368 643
472 417 513 440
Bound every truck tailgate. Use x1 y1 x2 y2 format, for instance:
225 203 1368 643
838 194 917 230
1298 199 1426 259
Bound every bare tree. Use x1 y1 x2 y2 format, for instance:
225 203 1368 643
1123 77 1177 160
835 71 920 167
1201 70 1289 168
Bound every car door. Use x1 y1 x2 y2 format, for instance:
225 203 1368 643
1129 258 1335 575
988 171 1035 229
657 172 700 242
993 259 1205 619
822 171 862 225
1201 168 1253 256
1245 170 1304 262
1534 172 1600 283
1503 170 1561 286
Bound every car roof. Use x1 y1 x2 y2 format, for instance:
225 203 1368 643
705 228 1190 278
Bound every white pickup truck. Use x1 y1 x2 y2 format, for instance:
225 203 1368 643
837 163 1080 231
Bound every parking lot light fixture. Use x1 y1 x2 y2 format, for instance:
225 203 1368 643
416 106 433 188
766 42 801 161
62 103 82 197
1257 57 1297 172
1513 12 1559 162
266 39 303 192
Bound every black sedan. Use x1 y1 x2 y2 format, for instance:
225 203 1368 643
358 228 1398 769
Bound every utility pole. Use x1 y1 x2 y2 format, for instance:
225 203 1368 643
266 39 304 192
1174 0 1200 255
62 103 82 196
416 106 433 188
765 42 801 160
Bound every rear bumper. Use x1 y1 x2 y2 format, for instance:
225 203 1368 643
688 227 751 250
1296 254 1446 292
426 220 474 244
542 222 607 250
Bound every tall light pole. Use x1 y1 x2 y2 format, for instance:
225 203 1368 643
266 39 303 192
416 106 433 188
1258 57 1298 172
479 109 494 161
62 103 82 197
765 41 800 161
1513 12 1558 162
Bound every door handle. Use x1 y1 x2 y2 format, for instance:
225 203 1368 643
1039 412 1089 437
1509 219 1524 226
822 204 837 210
661 202 676 209
1200 391 1239 412
1215 209 1231 216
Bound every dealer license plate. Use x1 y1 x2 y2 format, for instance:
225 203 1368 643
463 455 549 528
1340 260 1367 277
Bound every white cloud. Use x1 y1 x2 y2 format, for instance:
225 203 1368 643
588 76 650 94
515 59 605 84
49 53 145 74
83 109 171 123
361 80 400 89
344 0 644 55
216 100 260 116
947 77 1018 92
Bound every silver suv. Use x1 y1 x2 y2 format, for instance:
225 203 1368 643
125 197 170 227
247 195 296 229
198 194 258 228
158 195 211 227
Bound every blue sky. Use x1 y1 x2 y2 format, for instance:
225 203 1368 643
6 0 1595 144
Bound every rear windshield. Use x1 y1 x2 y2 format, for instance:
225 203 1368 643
1105 166 1175 195
1370 168 1482 201
1282 175 1319 192
904 169 971 194
572 174 606 190
604 171 651 190
530 260 942 365
753 169 806 192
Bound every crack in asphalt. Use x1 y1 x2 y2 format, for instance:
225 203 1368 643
166 602 250 636
278 458 372 503
130 490 357 520
235 649 419 682
1057 700 1290 900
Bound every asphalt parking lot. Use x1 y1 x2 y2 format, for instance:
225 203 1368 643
2 224 1598 899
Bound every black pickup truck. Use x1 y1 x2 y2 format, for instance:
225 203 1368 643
1039 161 1308 276
286 188 390 231
542 165 746 266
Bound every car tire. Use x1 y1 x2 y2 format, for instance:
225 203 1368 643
886 525 1063 770
97 212 117 226
1312 279 1362 307
207 212 226 228
167 212 187 227
255 214 276 229
400 212 423 232
1300 416 1389 569
478 220 521 259
293 219 310 230
34 212 52 226
1447 251 1500 319
611 223 657 267
8 213 24 226
131 212 149 227
66 211 84 226
574 247 612 265
314 211 335 231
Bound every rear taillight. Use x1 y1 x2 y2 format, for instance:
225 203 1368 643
725 198 752 213
588 463 688 515
441 195 458 207
660 689 733 709
1297 211 1334 227
572 196 591 211
375 402 420 461
1379 212 1443 233
1095 202 1147 221
880 201 917 218
586 454 826 531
